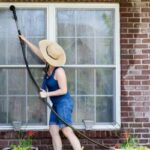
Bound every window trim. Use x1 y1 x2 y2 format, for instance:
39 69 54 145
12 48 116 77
0 3 120 131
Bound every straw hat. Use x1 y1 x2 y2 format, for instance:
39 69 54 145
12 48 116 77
39 40 66 66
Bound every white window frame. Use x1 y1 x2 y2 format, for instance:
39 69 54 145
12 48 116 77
0 3 120 131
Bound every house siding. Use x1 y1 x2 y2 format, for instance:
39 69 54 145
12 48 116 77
0 0 150 150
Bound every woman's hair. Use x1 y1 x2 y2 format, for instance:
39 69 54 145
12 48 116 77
44 63 49 73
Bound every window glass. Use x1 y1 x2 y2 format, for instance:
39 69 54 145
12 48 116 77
57 9 115 124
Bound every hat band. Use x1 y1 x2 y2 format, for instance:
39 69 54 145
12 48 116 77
46 46 57 60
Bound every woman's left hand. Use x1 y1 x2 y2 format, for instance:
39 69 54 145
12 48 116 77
39 90 48 98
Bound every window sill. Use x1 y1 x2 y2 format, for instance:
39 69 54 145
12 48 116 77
0 123 121 131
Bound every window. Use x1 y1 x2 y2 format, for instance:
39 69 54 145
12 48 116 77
0 3 120 130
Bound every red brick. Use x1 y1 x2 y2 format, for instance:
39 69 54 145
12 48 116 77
0 140 9 146
121 101 128 106
142 39 150 43
142 70 150 75
134 44 148 49
142 134 150 138
121 49 128 54
134 34 148 38
122 118 134 122
129 39 141 43
121 13 133 17
142 18 150 22
129 123 142 128
139 139 149 144
121 55 133 59
143 123 150 127
128 8 141 12
121 39 128 43
121 80 128 85
134 23 148 28
142 8 150 12
142 49 150 53
121 107 133 112
121 34 133 38
133 13 140 17
121 23 133 28
120 2 133 7
142 60 150 64
135 129 149 133
135 65 148 69
128 18 140 23
121 59 129 64
121 96 134 101
134 55 148 59
129 91 141 95
135 75 149 80
129 81 141 85
135 118 149 122
121 28 127 33
142 80 150 85
122 44 134 49
121 112 128 117
129 60 141 64
120 7 127 12
135 107 149 112
128 29 139 33
120 18 128 22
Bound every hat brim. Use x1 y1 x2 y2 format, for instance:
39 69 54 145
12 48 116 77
39 40 66 66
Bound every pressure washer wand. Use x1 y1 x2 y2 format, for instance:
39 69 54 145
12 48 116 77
10 5 41 91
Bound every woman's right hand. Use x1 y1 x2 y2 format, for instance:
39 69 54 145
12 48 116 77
19 35 27 42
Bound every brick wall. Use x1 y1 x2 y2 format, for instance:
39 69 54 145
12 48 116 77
0 0 150 150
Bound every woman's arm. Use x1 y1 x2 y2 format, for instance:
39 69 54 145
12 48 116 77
40 68 67 98
19 35 46 62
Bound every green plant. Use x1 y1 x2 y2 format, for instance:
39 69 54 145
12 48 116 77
114 131 149 150
10 131 34 150
120 135 138 149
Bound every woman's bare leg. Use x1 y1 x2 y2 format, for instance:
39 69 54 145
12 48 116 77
49 125 62 150
62 126 81 150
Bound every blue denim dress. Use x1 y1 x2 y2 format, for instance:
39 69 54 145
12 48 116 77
41 67 74 128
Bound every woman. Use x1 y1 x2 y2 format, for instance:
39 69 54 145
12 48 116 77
19 35 82 150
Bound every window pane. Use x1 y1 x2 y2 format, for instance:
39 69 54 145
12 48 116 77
0 38 6 64
0 69 7 95
77 96 94 123
58 38 75 64
77 38 94 64
76 11 95 36
57 10 75 37
0 8 46 65
27 38 45 64
96 69 114 95
77 69 94 95
7 38 25 65
28 96 47 124
27 69 44 95
8 96 26 124
96 38 114 64
71 96 76 122
96 97 113 122
8 69 26 95
18 9 47 37
95 11 114 36
0 97 7 124
65 68 75 95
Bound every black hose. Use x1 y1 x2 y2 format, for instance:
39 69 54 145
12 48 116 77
9 5 109 149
